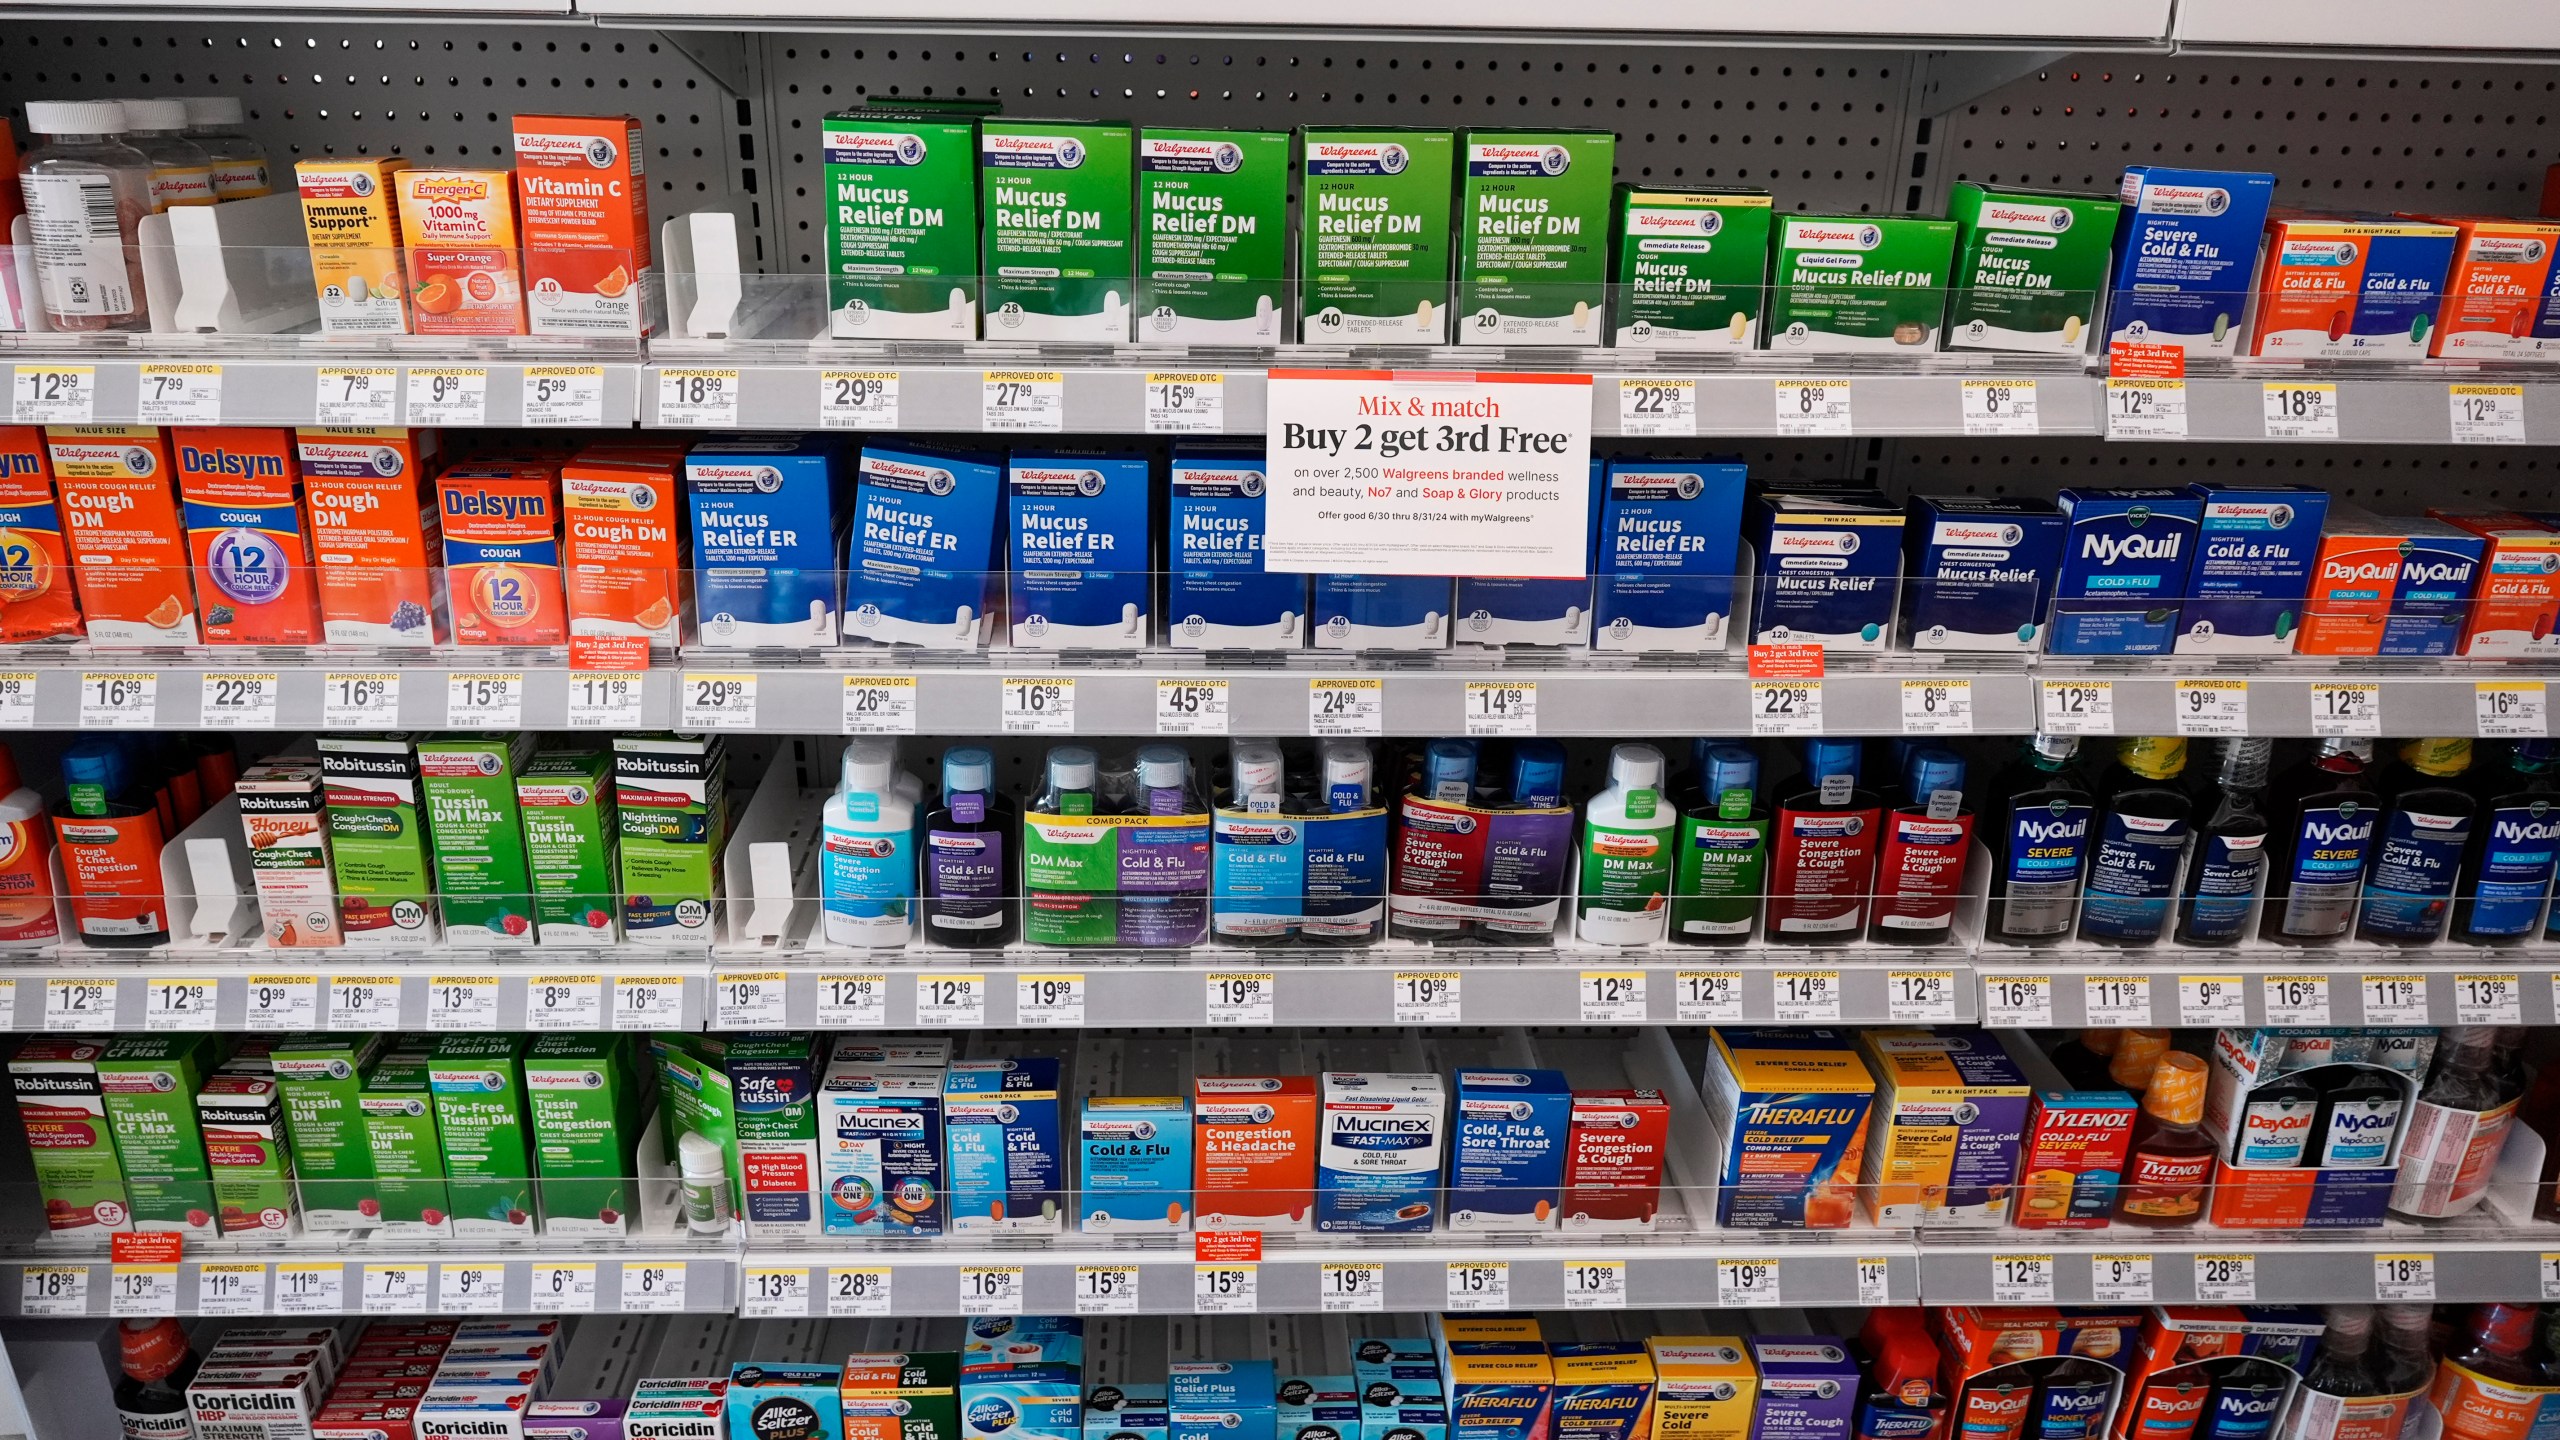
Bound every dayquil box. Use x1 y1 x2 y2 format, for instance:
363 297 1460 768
1301 127 1457 343
0 426 83 643
237 756 342 948
395 169 526 336
980 119 1136 342
518 748 618 946
320 735 441 948
613 733 727 946
514 114 650 337
2295 504 2487 658
175 427 321 645
440 464 567 646
10 1037 130 1236
563 450 686 649
298 427 443 647
48 425 195 645
1768 215 1959 351
418 734 539 947
1194 1073 1317 1231
1008 451 1151 649
2421 213 2560 359
428 1035 535 1238
271 1032 387 1231
2247 214 2459 360
822 107 981 340
1137 127 1290 342
1945 183 2120 354
199 1071 301 1238
97 1034 219 1235
523 1034 641 1236
2429 507 2560 656
297 157 414 335
1609 187 1773 349
1643 1341 1754 1440
360 1054 449 1236
1698 1027 1875 1229
1456 128 1615 346
1855 1028 2034 1228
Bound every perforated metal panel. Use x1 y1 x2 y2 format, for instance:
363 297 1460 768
1878 437 2560 510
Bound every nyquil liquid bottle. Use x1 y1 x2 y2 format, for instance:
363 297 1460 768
2176 738 2273 947
2261 738 2379 947
2458 740 2560 945
1986 734 2092 946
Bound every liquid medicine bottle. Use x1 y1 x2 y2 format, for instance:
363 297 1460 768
19 100 154 332
2114 1050 2215 1226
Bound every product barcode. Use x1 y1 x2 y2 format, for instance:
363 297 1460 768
79 179 118 236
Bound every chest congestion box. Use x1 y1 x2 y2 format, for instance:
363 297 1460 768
2247 215 2458 360
687 434 848 650
2420 213 2560 359
1315 1071 1446 1233
823 108 980 340
1747 490 1905 652
845 444 1003 649
1455 459 1601 648
1137 127 1289 342
1301 127 1457 344
2430 507 2560 656
1194 1073 1318 1230
1172 1364 1277 1440
821 1063 945 1236
1698 1028 1876 1230
1167 448 1303 650
981 119 1135 342
2175 483 2331 655
2108 166 2279 356
2295 505 2487 657
946 1057 1063 1234
1767 215 1958 351
1448 1068 1571 1232
1745 1341 1857 1440
1455 129 1614 346
1593 460 1746 654
2050 487 2203 656
1081 1094 1192 1233
1944 183 2121 354
1901 495 2063 652
1854 1028 2033 1227
1008 452 1151 649
1609 187 1772 349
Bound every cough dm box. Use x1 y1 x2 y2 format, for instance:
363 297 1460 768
2049 487 2202 657
1455 128 1614 346
1300 127 1456 345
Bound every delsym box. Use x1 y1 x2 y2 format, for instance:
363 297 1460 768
1746 1341 1858 1440
1301 127 1457 344
1456 458 1600 648
176 428 320 646
980 118 1136 342
1697 1028 1875 1229
819 1063 945 1236
2050 487 2203 656
687 434 848 649
1081 1094 1192 1233
1009 452 1151 649
298 427 443 647
1592 460 1747 654
1855 1029 2033 1228
2175 483 2332 655
0 426 82 643
823 107 980 340
1448 1068 1571 1232
1166 448 1304 650
1901 495 2063 652
2295 505 2487 657
1137 127 1290 342
438 463 566 646
2430 508 2560 656
1609 187 1773 349
48 426 195 645
1455 128 1614 346
1747 490 1905 652
1194 1073 1318 1231
1944 183 2121 354
2108 166 2279 356
1315 1071 1446 1233
2422 214 2560 359
845 444 1003 649
2247 215 2459 360
946 1057 1064 1234
1767 215 1958 351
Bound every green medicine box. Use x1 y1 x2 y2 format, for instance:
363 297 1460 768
360 1049 450 1235
614 734 728 947
97 1035 219 1235
417 734 538 947
519 748 619 947
1609 186 1775 349
1135 127 1290 343
319 734 440 949
1456 128 1615 346
1300 127 1457 344
197 1072 299 1238
271 1032 387 1231
524 1034 644 1236
1768 213 1960 352
981 118 1136 342
1944 182 2122 354
822 107 982 340
429 1035 534 1238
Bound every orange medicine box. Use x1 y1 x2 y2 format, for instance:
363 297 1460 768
47 426 197 646
440 464 566 646
2428 508 2560 657
0 426 84 644
297 427 445 648
394 170 525 337
1193 1074 1318 1232
175 427 322 646
296 157 413 336
514 114 651 338
2419 215 2560 360
561 448 686 648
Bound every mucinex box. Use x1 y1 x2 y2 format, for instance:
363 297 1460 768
1609 187 1772 349
823 108 981 340
844 444 1003 649
819 1063 945 1236
2294 505 2487 658
1456 129 1614 346
2247 215 2459 360
1592 460 1747 654
1137 127 1289 342
946 1057 1064 1234
2175 483 2332 655
981 119 1135 342
1301 127 1457 344
1456 459 1601 648
1166 448 1304 650
1746 490 1905 652
1315 1070 1446 1233
686 434 848 649
2108 166 2279 356
1855 1028 2034 1227
1698 1027 1876 1230
1945 183 2120 354
2050 487 2203 656
1901 495 2064 652
1170 1364 1276 1440
1081 1094 1192 1234
1448 1068 1571 1232
1767 215 1958 352
1008 452 1151 649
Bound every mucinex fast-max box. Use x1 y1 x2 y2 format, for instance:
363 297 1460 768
2175 483 2332 655
2247 215 2458 360
2050 487 2202 656
820 1062 945 1236
2108 166 2278 355
844 443 1002 649
1315 1070 1446 1234
2295 505 2487 657
176 427 321 646
1008 452 1151 649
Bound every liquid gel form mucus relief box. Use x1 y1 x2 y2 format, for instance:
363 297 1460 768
2049 488 2203 656
1767 215 1958 351
1901 495 2064 652
1945 183 2121 354
1137 127 1289 342
2108 166 2279 356
1855 1028 2033 1227
946 1057 1064 1235
687 434 847 650
1166 448 1304 650
2174 483 2331 655
1315 1071 1446 1234
981 119 1135 342
1008 452 1150 649
1455 128 1614 346
844 444 1003 649
2246 215 2459 360
1609 187 1773 349
1746 490 1905 653
1593 460 1747 654
1301 127 1457 344
2294 505 2487 658
823 108 980 340
1698 1027 1876 1230
1447 1067 1571 1232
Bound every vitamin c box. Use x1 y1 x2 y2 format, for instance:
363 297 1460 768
1455 128 1615 346
2247 215 2459 360
394 170 526 336
2428 507 2560 656
1300 127 1456 344
1698 1027 1876 1230
49 425 196 645
0 425 81 643
1194 1073 1317 1231
514 114 650 337
1608 187 1772 349
175 427 321 645
298 428 443 646
297 157 413 335
2421 213 2560 359
440 464 566 646
2295 505 2487 658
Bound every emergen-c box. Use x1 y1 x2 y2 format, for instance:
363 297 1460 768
1009 452 1151 649
1593 460 1746 654
1609 187 1773 348
2108 166 2279 356
1746 489 1905 652
822 107 981 340
1768 215 1958 352
2176 483 2332 655
844 444 1003 650
1301 127 1457 344
1138 127 1289 342
2050 487 2203 656
1448 1068 1570 1233
2295 506 2487 658
1315 1070 1446 1234
418 734 537 947
980 119 1135 342
1945 183 2120 354
98 1034 219 1235
686 434 849 650
320 735 440 949
1901 495 2064 653
1456 128 1614 346
1167 448 1304 650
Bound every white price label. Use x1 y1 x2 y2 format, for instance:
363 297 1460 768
1773 969 1843 1022
2312 683 2382 738
2262 382 2340 439
196 1263 268 1317
1206 971 1276 1026
1146 371 1224 434
566 673 645 730
426 975 499 1031
2452 383 2528 444
1619 377 1698 437
43 978 112 1031
2261 973 2332 1026
19 1265 88 1317
1984 974 2055 1028
1321 1262 1386 1313
2083 974 2154 1027
743 1267 814 1319
814 973 888 1029
1858 1257 1892 1307
361 1263 428 1314
109 1266 176 1317
323 672 400 730
327 976 401 1030
1887 969 1960 1022
529 1263 598 1314
243 974 317 1033
620 1263 687 1313
13 365 93 422
2194 1253 2257 1302
960 1265 1025 1316
1393 970 1462 1024
1716 1258 1783 1308
2092 1253 2155 1303
0 672 35 729
2107 378 2188 439
316 367 399 426
2178 975 2248 1026
1156 679 1230 736
1074 1265 1140 1315
527 975 605 1031
1194 1263 1258 1314
716 972 789 1030
2478 682 2548 739
1580 971 1648 1023
1675 970 1744 1022
2040 679 2114 735
2364 974 2431 1026
612 974 686 1031
1561 1259 1628 1311
137 364 222 423
445 672 524 730
1962 378 2040 436
658 368 741 427
983 370 1065 432
1310 679 1384 737
274 1262 345 1316
915 973 987 1027
1001 676 1075 734
522 366 607 427
143 978 218 1032
679 672 758 730
438 1263 507 1314
2174 679 2249 737
819 370 900 430
1464 681 1537 737
1015 973 1084 1027
1750 680 1823 737
1901 679 1974 735
2375 1254 2436 1302
199 672 280 730
1775 379 1852 436
2545 1255 2560 1302
406 366 489 426
842 676 919 735
829 1267 893 1317
1991 1254 2057 1304
79 671 157 729
1445 1261 1511 1311
2456 972 2523 1025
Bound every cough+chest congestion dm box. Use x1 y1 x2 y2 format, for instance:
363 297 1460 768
1855 1028 2033 1228
1171 1364 1276 1440
439 463 565 646
236 757 342 948
1609 187 1773 349
980 119 1134 342
1301 127 1457 344
1315 1070 1446 1233
946 1057 1064 1234
687 434 848 650
1194 1073 1317 1231
1768 215 1958 351
2175 483 2332 655
1698 1027 1876 1229
2428 508 2560 656
1448 1067 1571 1232
1945 183 2121 354
2050 487 2204 656
1008 452 1151 649
1747 489 1905 652
2421 213 2560 359
1167 448 1303 650
1455 128 1614 346
320 735 440 948
820 1063 944 1236
1137 127 1290 342
48 425 195 645
0 426 82 643
1592 460 1746 655
298 427 443 646
1081 1093 1192 1234
845 444 1003 649
2295 505 2488 658
2247 215 2459 360
2108 166 2279 356
1901 495 2064 652
823 107 980 340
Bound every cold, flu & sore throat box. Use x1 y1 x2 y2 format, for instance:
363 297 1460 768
1456 129 1614 346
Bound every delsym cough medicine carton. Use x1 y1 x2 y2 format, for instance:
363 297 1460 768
1901 495 2064 652
1768 215 1959 352
687 434 848 649
1593 460 1747 654
1609 187 1773 349
946 1057 1064 1234
1008 452 1151 649
1315 1071 1446 1233
2295 505 2488 657
1166 448 1304 650
2246 215 2460 360
1945 183 2121 353
823 108 980 340
1455 128 1614 346
177 427 321 646
1137 127 1290 342
1697 1028 1876 1230
2422 214 2560 359
2108 166 2280 356
1448 1068 1571 1232
2175 483 2332 655
1301 127 1457 344
0 427 82 644
845 444 1003 649
1746 490 1906 652
981 119 1135 342
2050 488 2203 656
439 462 565 646
1855 1029 2033 1228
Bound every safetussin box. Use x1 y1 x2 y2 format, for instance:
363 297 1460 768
0 426 83 643
175 427 321 645
296 427 444 647
2427 508 2560 657
1697 1028 1875 1229
48 425 196 645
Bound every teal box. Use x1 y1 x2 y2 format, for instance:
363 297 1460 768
965 1316 1085 1372
1354 1341 1447 1440
1280 1378 1362 1440
728 1364 847 1440
946 1058 1064 1235
1080 1095 1192 1234
1089 1387 1170 1440
1172 1363 1276 1440
964 1372 1085 1440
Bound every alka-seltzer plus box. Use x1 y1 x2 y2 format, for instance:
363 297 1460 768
1944 184 2121 354
1137 127 1290 342
2050 487 2203 656
1593 460 1746 655
845 444 1003 650
947 1057 1064 1235
824 107 980 340
728 1366 846 1440
1455 129 1614 346
1901 495 2065 653
1167 448 1304 650
2246 215 2459 361
237 757 342 949
1698 1028 1876 1230
980 119 1135 342
1301 127 1457 344
320 735 441 949
1008 452 1151 649
2175 483 2332 655
1767 215 1959 352
1447 1068 1571 1232
2108 166 2280 357
1747 490 1905 653
2295 504 2489 658
1315 1071 1447 1234
1609 187 1773 349
687 434 848 650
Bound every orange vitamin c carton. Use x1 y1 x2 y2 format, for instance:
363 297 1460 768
562 448 687 649
514 114 651 338
1193 1074 1318 1232
439 463 566 646
0 426 84 644
47 426 197 646
175 427 322 647
296 157 413 336
298 428 444 648
394 170 525 337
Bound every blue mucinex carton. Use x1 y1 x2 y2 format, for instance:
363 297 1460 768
1080 1094 1192 1234
2108 165 2279 356
2176 482 2332 655
1089 1387 1170 1440
1280 1378 1362 1440
1313 572 1451 650
819 1062 945 1237
1009 452 1151 650
843 444 1003 649
946 1058 1064 1235
2050 487 2203 655
1592 459 1747 654
687 435 850 649
1167 448 1304 651
1456 459 1604 648
1901 495 2064 653
1448 1068 1571 1233
1746 489 1905 652
1316 1071 1447 1233
1171 1363 1278 1440
1353 1340 1448 1440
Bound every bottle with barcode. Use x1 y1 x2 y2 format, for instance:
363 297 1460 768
18 101 153 332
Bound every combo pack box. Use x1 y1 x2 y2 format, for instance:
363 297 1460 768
687 434 849 649
297 427 443 647
2175 483 2332 655
1447 1068 1571 1232
1137 127 1290 342
1166 449 1304 650
1609 187 1773 349
1008 452 1151 649
513 113 651 338
1698 1028 1876 1229
1643 1341 1755 1440
1080 1094 1192 1233
2108 166 2279 356
980 119 1135 342
320 735 441 948
1746 490 1905 652
946 1057 1065 1235
1854 1029 2033 1228
1901 495 2064 652
175 427 321 645
2295 505 2488 657
2247 215 2459 360
823 108 981 340
1944 183 2121 354
1301 127 1457 344
2429 508 2560 657
1455 128 1615 346
49 425 195 645
820 1063 946 1236
2050 487 2203 656
1767 215 1958 352
844 444 1003 649
1315 1070 1447 1233
1592 460 1747 654
2424 213 2560 359
1195 1073 1318 1231
417 734 538 947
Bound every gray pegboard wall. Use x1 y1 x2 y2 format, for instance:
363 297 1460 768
1877 437 2560 510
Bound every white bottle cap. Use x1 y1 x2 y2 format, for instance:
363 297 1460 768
1136 744 1186 790
676 1130 725 1178
1609 743 1663 790
26 101 129 136
114 99 190 133
841 739 897 795
1232 742 1283 797
1049 746 1098 792
1323 741 1372 791
177 96 246 128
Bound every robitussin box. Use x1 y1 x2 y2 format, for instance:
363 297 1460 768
1593 460 1746 655
2050 488 2202 656
1901 495 2064 653
2295 505 2487 658
1746 490 1904 652
2174 483 2331 656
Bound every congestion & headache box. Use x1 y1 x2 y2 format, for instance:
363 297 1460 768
1697 1028 1875 1229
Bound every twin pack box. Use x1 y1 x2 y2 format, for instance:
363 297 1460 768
822 108 981 341
1901 495 2064 652
1592 461 1746 654
1609 188 1772 349
1455 129 1614 346
1301 128 1456 344
1747 490 1905 652
1008 453 1151 649
2108 166 2279 356
1137 128 1289 342
687 435 849 650
2295 505 2488 657
1166 449 1304 650
2175 483 2331 655
947 1057 1064 1235
845 445 1003 649
981 119 1135 342
2050 488 2203 656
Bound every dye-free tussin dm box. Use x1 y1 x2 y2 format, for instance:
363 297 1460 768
947 1057 1064 1235
844 444 1004 650
1081 1094 1192 1234
97 1034 219 1235
2108 166 2279 356
823 107 981 340
272 1032 387 1232
1945 183 2121 354
1901 495 2065 653
1301 127 1457 344
429 1034 534 1238
1747 489 1906 652
417 733 538 947
981 119 1135 342
1137 127 1290 343
1768 215 1959 352
1592 460 1748 655
1315 1071 1446 1234
687 434 849 650
1166 448 1304 651
1008 452 1151 649
1456 129 1615 346
2050 487 2203 656
1448 1067 1571 1233
320 734 441 949
1609 187 1774 349
2175 483 2332 656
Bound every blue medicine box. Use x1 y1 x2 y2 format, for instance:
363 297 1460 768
1172 1362 1278 1440
1009 452 1152 650
2107 166 2279 356
1447 1068 1572 1233
1455 459 1604 647
1280 1378 1361 1440
2176 482 2332 655
1746 489 1905 652
1901 495 2064 653
945 1058 1064 1236
843 443 1003 649
688 434 851 650
1592 459 1747 655
1080 1095 1192 1234
2050 487 2203 655
1166 448 1305 651
1088 1386 1170 1440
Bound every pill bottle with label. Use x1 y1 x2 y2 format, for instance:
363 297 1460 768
177 96 272 199
18 100 154 332
110 99 216 212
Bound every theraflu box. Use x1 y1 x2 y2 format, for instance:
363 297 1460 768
980 119 1135 342
438 464 565 646
1593 460 1746 654
1746 490 1905 652
1609 187 1773 349
1855 1029 2033 1227
946 1057 1064 1234
1945 184 2121 353
1312 573 1450 651
1901 495 2064 652
1448 1068 1571 1232
1767 215 1958 351
844 444 1003 649
1431 1319 1553 1440
1195 1074 1317 1231
176 427 321 646
1697 1028 1875 1230
2429 508 2560 656
1137 127 1290 342
2422 214 2560 359
2174 483 2332 655
1166 449 1304 650
1008 452 1151 649
687 435 848 649
2050 488 2203 656
823 108 979 340
1301 128 1457 344
1315 1071 1446 1233
1456 128 1614 346
819 1063 945 1237
49 425 196 645
0 426 80 643
1081 1094 1192 1233
298 427 443 647
1547 1345 1653 1440
2247 215 2459 359
2295 506 2487 657
2108 166 2279 356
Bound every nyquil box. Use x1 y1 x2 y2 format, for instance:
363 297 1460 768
1301 128 1457 344
1901 495 2065 653
1448 1068 1572 1232
2107 165 2279 356
1166 449 1305 651
686 435 849 649
1137 128 1290 343
2050 487 2202 656
1456 458 1602 647
822 108 981 340
843 444 1003 649
1456 129 1615 346
1315 1071 1446 1234
1747 490 1906 652
1592 460 1748 654
1008 452 1151 650
981 119 1135 342
2175 482 2332 656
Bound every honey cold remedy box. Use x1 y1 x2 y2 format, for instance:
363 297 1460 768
1301 127 1457 344
417 734 539 947
614 734 728 946
1455 129 1615 346
1137 127 1290 342
1609 188 1773 349
320 735 441 948
271 1033 387 1232
1944 183 2121 354
296 157 413 335
11 1038 131 1237
97 1034 219 1235
1767 215 1959 352
47 426 196 645
236 757 342 948
429 1034 535 1238
822 108 981 340
980 119 1135 342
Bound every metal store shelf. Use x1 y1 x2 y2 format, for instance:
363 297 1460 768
0 963 705 1033
1919 1232 2560 1306
2172 0 2560 53
0 1253 734 1319
1 357 642 428
1978 961 2560 1030
0 662 679 730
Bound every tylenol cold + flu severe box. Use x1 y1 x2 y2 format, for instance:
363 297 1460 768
2415 213 2560 360
1697 1027 1876 1229
1194 1073 1317 1231
562 447 687 650
513 114 650 338
296 157 413 335
0 425 82 643
394 169 526 336
2294 505 2487 658
2107 165 2279 357
439 463 566 647
48 425 196 645
2246 215 2459 360
298 427 443 647
2428 508 2560 657
175 427 321 646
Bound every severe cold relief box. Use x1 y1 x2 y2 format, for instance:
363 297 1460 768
1855 1029 2033 1228
1698 1027 1876 1230
2108 166 2279 356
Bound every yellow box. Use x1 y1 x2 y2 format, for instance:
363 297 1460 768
295 158 412 336
1644 1339 1754 1440
1551 1344 1656 1440
1435 1317 1546 1344
1855 1029 2034 1228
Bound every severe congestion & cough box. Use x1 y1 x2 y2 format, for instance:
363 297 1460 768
1698 1027 1876 1230
176 427 321 646
513 114 650 338
48 425 196 645
298 427 443 647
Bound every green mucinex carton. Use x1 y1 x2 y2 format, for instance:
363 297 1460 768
270 1032 387 1231
823 108 982 341
519 748 619 947
1944 182 2122 354
981 118 1135 341
1300 126 1456 344
319 734 441 949
1456 128 1615 346
417 733 538 947
524 1034 642 1236
1135 127 1290 343
96 1035 219 1234
360 1049 450 1235
1609 186 1775 348
1768 213 1960 352
429 1034 534 1238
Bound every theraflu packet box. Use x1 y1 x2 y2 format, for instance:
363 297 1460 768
1195 1074 1318 1231
1301 127 1457 344
687 434 848 649
1697 1028 1876 1229
0 426 80 643
981 119 1135 342
2050 488 2203 656
2295 506 2487 657
946 1057 1064 1234
176 427 321 646
845 444 1003 649
1312 573 1450 651
1901 495 2064 652
2247 215 2460 360
1945 183 2121 354
1167 448 1303 650
2108 166 2279 356
1609 187 1773 349
49 425 196 645
1137 127 1290 342
1448 1068 1571 1232
2422 214 2560 359
823 108 980 340
1593 460 1746 654
438 464 565 646
1456 128 1614 346
2428 508 2560 656
1547 1345 1653 1440
819 1063 945 1237
2175 483 2332 655
1767 215 1958 352
1315 1071 1446 1233
298 428 443 647
1746 490 1905 652
1081 1094 1192 1233
1171 1365 1275 1440
1008 452 1151 649
1855 1029 2034 1227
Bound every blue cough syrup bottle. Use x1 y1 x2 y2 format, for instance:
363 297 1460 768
923 745 1016 948
1476 739 1569 947
2260 738 2379 947
2078 737 2194 948
821 740 920 949
2176 737 2273 947
2457 739 2560 945
1303 740 1383 947
2358 738 2478 946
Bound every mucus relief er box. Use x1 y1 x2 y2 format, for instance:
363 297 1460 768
844 444 1002 649
1008 452 1151 649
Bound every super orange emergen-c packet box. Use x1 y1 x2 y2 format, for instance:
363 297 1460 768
563 446 687 649
394 170 525 337
298 427 444 647
175 427 322 646
48 426 197 645
0 426 84 644
515 114 651 338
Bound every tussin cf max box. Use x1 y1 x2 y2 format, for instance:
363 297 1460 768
1301 128 1456 344
1456 129 1614 346
1137 128 1289 343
